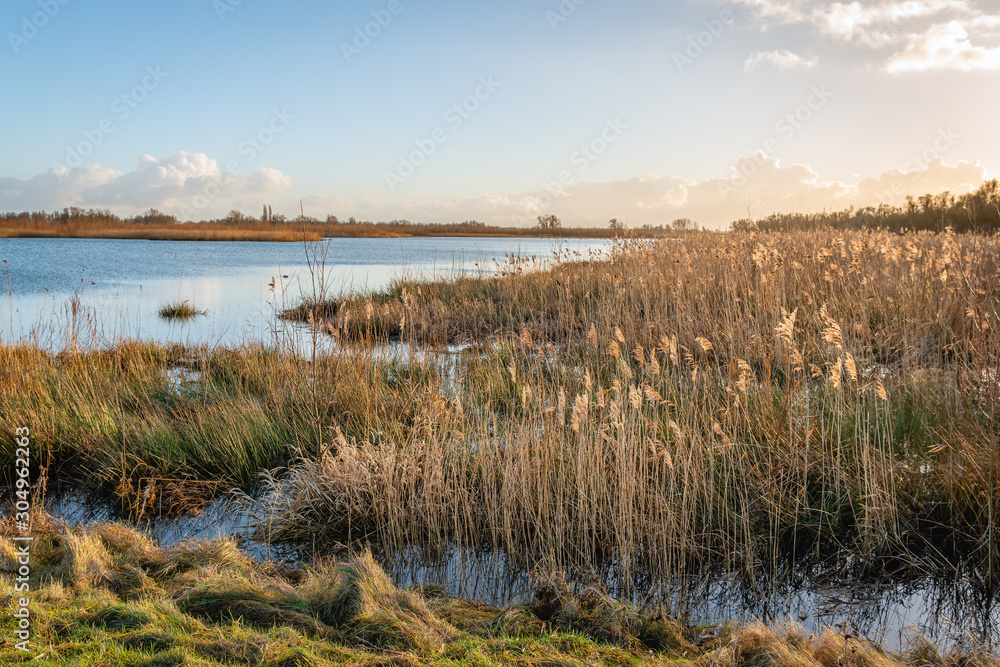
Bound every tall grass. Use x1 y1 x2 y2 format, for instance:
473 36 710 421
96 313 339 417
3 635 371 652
3 228 998 591
261 228 1000 591
0 341 442 517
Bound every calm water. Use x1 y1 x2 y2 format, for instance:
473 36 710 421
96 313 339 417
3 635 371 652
0 236 606 348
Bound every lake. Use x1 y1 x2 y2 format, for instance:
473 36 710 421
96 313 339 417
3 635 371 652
0 236 608 348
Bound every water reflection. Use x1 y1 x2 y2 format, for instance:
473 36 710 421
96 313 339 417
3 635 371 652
32 489 1000 651
0 236 608 348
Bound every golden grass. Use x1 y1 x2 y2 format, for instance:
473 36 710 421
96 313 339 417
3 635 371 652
263 228 1000 589
0 224 324 242
3 227 1000 612
0 214 660 242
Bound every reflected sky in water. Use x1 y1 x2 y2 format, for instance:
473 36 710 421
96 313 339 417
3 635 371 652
0 236 608 348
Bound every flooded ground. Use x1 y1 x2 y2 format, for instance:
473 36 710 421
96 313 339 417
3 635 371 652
32 489 1000 652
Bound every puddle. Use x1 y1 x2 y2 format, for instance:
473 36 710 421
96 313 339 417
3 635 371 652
376 547 1000 651
41 490 291 564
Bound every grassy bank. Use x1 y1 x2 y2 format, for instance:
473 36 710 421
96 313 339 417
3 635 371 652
1 519 993 666
0 225 326 242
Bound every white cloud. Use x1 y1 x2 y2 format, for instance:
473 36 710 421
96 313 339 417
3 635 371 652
0 152 293 216
725 0 1000 71
887 20 1000 71
291 156 989 230
745 50 819 70
1 152 989 230
811 0 971 45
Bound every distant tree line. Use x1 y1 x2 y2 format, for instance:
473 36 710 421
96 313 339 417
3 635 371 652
731 180 1000 234
0 207 672 240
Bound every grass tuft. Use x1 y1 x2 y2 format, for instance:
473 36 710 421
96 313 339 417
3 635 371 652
0 520 995 666
159 299 208 321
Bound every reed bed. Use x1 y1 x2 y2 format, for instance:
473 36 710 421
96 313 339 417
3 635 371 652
263 229 1000 590
2 227 999 588
0 211 655 242
0 225 326 242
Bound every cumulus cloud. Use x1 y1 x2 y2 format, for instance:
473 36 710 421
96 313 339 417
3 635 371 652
0 152 293 217
725 0 1000 72
292 156 990 231
745 50 819 70
1 151 989 230
887 20 1000 71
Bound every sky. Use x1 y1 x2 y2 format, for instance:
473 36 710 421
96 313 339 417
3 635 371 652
0 0 998 229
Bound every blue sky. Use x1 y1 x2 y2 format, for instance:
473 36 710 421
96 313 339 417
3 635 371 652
1 0 998 227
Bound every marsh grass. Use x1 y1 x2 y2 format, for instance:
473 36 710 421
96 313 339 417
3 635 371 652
157 299 208 321
3 228 1000 614
0 341 441 517
1 519 995 666
262 229 1000 591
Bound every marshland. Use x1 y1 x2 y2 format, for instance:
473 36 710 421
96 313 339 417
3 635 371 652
3 218 1000 664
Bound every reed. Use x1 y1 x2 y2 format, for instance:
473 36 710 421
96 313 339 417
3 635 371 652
0 209 662 241
2 227 999 591
264 228 1000 590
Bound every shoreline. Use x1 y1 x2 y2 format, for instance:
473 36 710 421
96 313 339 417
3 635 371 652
1 518 994 665
0 225 670 243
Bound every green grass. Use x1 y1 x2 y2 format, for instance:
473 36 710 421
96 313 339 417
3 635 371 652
0 342 437 516
158 300 209 321
1 520 991 667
